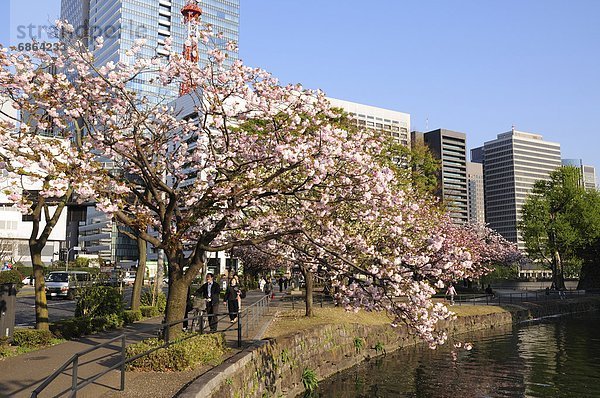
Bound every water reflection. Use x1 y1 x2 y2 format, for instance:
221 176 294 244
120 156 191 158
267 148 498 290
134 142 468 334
317 312 600 397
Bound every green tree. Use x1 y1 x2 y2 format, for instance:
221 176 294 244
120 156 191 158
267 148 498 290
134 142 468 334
520 166 600 289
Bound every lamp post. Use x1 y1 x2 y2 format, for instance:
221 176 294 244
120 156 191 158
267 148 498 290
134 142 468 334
65 246 81 272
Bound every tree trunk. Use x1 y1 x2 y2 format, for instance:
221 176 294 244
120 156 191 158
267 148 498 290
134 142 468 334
163 255 187 342
152 249 164 307
552 249 566 290
130 237 147 311
301 267 314 317
31 250 49 331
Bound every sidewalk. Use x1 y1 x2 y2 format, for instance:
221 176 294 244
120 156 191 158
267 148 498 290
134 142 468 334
0 290 280 398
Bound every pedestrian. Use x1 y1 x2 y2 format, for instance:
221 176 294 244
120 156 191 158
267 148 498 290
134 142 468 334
224 275 242 323
283 277 288 290
446 284 457 305
264 277 272 297
278 277 284 292
195 273 221 332
259 276 266 292
485 284 495 298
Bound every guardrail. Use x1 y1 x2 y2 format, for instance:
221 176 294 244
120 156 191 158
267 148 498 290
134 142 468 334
31 334 127 398
31 294 272 397
443 289 588 306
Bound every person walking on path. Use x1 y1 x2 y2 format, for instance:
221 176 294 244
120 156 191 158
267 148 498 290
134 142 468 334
446 284 457 305
195 273 221 331
259 276 266 292
224 275 242 323
278 277 284 292
264 278 273 298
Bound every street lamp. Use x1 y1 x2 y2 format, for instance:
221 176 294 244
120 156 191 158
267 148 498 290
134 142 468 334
65 246 81 272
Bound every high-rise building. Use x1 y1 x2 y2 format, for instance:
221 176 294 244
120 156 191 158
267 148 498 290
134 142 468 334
561 159 597 190
477 129 561 250
326 98 411 146
60 0 240 266
61 0 240 103
413 129 468 224
467 161 485 224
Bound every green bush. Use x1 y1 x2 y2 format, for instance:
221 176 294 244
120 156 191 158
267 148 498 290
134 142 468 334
301 368 319 393
140 305 159 318
124 309 142 324
0 270 23 285
127 333 227 371
13 266 33 278
76 286 124 318
50 314 123 339
140 289 166 313
12 329 54 348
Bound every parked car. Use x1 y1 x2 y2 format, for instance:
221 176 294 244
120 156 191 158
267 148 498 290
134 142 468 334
45 271 93 299
22 276 33 285
122 274 136 286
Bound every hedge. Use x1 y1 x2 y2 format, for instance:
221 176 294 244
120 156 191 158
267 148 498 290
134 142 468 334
126 333 227 371
50 314 123 339
140 305 160 318
12 329 54 348
124 309 142 324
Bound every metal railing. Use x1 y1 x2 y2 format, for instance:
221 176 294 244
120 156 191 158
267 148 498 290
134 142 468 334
31 334 127 398
31 295 272 397
444 289 588 306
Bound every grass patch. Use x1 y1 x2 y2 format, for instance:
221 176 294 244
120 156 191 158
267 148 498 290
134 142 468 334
266 305 509 338
448 305 508 317
265 308 391 338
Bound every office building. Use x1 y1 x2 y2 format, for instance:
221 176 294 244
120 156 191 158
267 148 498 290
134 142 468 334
61 0 240 103
413 129 468 224
477 129 561 250
467 161 485 224
561 159 597 190
0 97 67 266
60 0 240 267
326 97 411 146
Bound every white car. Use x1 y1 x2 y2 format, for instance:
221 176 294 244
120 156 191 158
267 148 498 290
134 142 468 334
122 275 136 286
22 276 33 285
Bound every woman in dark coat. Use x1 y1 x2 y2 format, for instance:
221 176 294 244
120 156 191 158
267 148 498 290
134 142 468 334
224 275 242 322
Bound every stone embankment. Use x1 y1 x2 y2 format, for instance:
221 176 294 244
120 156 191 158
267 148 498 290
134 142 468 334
180 298 600 398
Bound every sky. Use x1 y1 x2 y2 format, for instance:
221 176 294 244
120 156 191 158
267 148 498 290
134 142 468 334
2 0 600 168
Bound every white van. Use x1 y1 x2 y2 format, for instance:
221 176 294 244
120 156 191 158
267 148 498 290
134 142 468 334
45 271 93 299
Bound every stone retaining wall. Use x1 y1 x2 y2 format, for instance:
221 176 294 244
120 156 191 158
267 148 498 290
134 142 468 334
181 298 600 398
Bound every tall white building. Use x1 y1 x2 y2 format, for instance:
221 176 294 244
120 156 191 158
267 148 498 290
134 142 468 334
0 98 67 266
477 129 561 250
326 97 411 146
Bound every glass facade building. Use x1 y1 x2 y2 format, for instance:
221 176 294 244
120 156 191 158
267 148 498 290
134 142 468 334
561 158 597 190
61 0 240 103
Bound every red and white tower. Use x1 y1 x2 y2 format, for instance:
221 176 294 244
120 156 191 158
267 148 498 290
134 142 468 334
180 0 203 96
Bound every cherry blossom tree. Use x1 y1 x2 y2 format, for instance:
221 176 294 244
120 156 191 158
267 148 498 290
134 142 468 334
0 47 100 329
0 21 508 345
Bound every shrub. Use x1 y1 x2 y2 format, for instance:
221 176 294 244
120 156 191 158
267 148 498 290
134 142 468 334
354 337 364 353
50 314 123 339
140 305 159 318
127 333 227 371
124 309 142 324
12 329 53 348
140 289 166 313
0 270 23 286
75 286 124 318
301 368 319 393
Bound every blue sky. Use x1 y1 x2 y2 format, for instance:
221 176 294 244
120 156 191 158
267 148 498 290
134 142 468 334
3 0 600 169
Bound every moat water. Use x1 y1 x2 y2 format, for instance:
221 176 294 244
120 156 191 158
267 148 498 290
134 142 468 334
317 311 600 397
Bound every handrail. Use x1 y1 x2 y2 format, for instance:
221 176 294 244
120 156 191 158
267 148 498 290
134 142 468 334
31 293 272 397
31 334 126 398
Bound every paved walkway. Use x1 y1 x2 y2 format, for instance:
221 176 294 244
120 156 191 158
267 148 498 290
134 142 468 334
0 290 280 398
